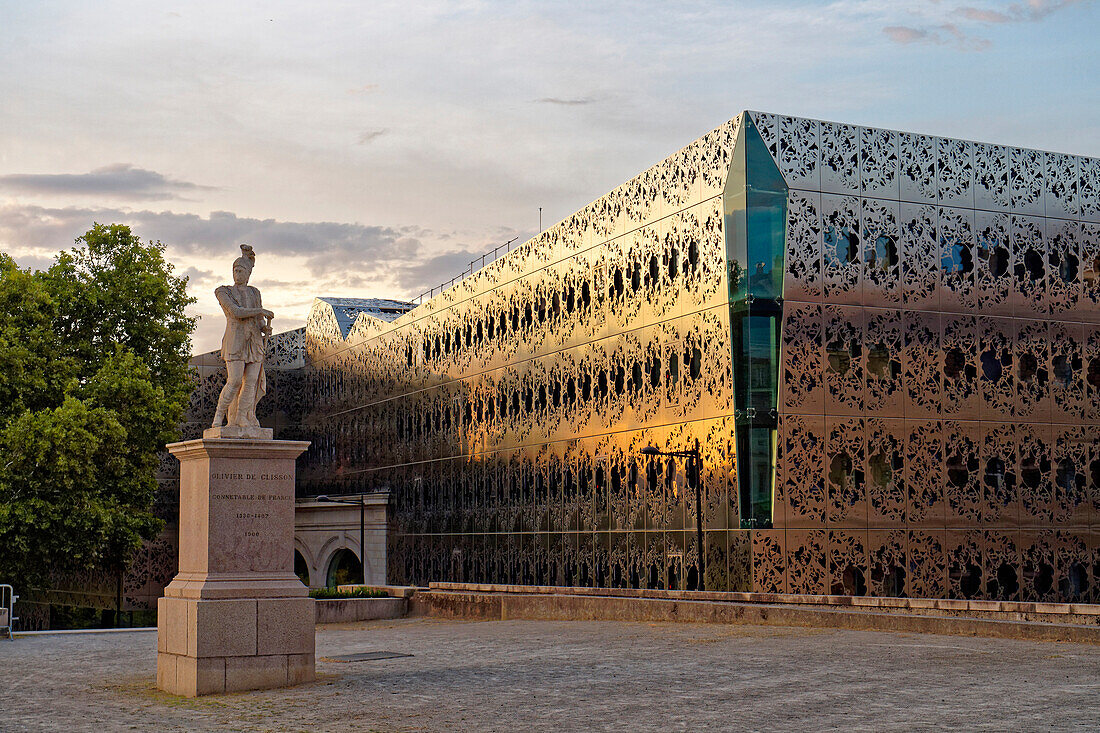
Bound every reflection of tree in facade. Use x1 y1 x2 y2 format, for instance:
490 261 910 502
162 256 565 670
279 111 1100 603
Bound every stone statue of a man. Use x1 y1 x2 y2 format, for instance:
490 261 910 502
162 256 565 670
208 244 274 438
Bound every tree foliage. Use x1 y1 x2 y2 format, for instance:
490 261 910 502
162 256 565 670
0 225 196 587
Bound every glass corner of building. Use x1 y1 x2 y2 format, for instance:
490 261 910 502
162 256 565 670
723 114 788 531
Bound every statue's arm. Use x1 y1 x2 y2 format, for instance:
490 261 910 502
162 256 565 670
255 289 273 334
215 287 267 319
253 288 275 323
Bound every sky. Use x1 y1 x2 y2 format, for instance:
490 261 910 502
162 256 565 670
1 0 1097 352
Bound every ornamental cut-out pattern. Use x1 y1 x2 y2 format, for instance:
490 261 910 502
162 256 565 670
1047 218 1082 318
975 143 1011 211
982 423 1019 525
829 530 867 595
1011 147 1046 217
899 133 937 203
947 530 984 599
864 308 904 416
860 127 899 200
784 190 823 301
866 419 906 524
937 138 973 208
862 197 903 306
868 529 908 597
976 210 1013 316
781 302 823 413
901 203 939 310
824 305 865 415
786 530 828 594
821 194 862 303
1012 215 1048 317
943 421 983 524
826 417 866 526
1046 152 1079 219
778 116 819 189
1049 321 1084 421
908 530 946 598
820 121 860 194
1080 157 1100 223
941 314 979 418
939 207 976 312
776 414 826 526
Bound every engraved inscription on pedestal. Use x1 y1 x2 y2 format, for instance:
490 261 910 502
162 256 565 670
208 473 294 572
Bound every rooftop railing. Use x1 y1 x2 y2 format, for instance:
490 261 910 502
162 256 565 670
413 236 519 305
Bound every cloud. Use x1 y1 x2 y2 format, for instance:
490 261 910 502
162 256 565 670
394 250 491 296
883 25 936 43
180 266 216 287
0 164 214 201
0 200 516 351
882 21 990 50
883 0 1084 48
357 128 389 144
957 7 1013 22
9 253 55 271
534 97 597 106
0 202 496 291
1008 0 1086 20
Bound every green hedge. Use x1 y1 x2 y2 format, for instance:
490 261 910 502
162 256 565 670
308 587 388 599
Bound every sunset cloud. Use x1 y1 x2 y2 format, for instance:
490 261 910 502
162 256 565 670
0 164 214 201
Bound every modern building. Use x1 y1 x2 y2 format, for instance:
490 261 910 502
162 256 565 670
187 111 1100 603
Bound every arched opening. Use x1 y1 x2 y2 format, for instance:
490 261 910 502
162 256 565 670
325 548 362 588
294 550 310 587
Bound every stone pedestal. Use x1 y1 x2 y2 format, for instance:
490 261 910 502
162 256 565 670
157 438 313 697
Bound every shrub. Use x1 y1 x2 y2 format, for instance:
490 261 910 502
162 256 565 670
308 586 388 599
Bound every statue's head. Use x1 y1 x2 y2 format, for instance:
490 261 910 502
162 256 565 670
232 244 255 285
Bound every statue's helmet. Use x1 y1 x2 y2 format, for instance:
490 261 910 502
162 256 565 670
232 244 256 274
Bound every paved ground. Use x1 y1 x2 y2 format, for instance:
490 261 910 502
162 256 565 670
2 618 1099 732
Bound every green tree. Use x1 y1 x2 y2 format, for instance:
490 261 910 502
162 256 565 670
0 255 74 422
0 225 195 588
45 223 195 408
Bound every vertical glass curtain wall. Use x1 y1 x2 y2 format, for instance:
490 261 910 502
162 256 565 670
724 115 788 528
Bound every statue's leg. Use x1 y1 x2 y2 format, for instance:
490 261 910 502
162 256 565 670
238 361 262 427
212 360 245 427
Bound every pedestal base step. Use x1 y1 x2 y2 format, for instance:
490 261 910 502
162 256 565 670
157 651 314 696
156 595 315 697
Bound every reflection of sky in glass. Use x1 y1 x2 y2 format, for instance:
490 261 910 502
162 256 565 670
825 225 855 265
747 316 775 352
872 235 897 270
941 238 968 274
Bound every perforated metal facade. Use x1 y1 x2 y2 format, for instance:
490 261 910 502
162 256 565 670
291 111 1099 601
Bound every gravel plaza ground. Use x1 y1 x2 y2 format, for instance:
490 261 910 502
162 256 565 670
2 617 1099 732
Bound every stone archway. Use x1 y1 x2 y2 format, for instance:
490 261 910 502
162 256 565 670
294 549 311 586
293 494 389 588
325 548 363 588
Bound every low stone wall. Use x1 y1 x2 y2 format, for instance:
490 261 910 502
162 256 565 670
415 584 1100 644
315 597 407 624
428 583 1100 625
